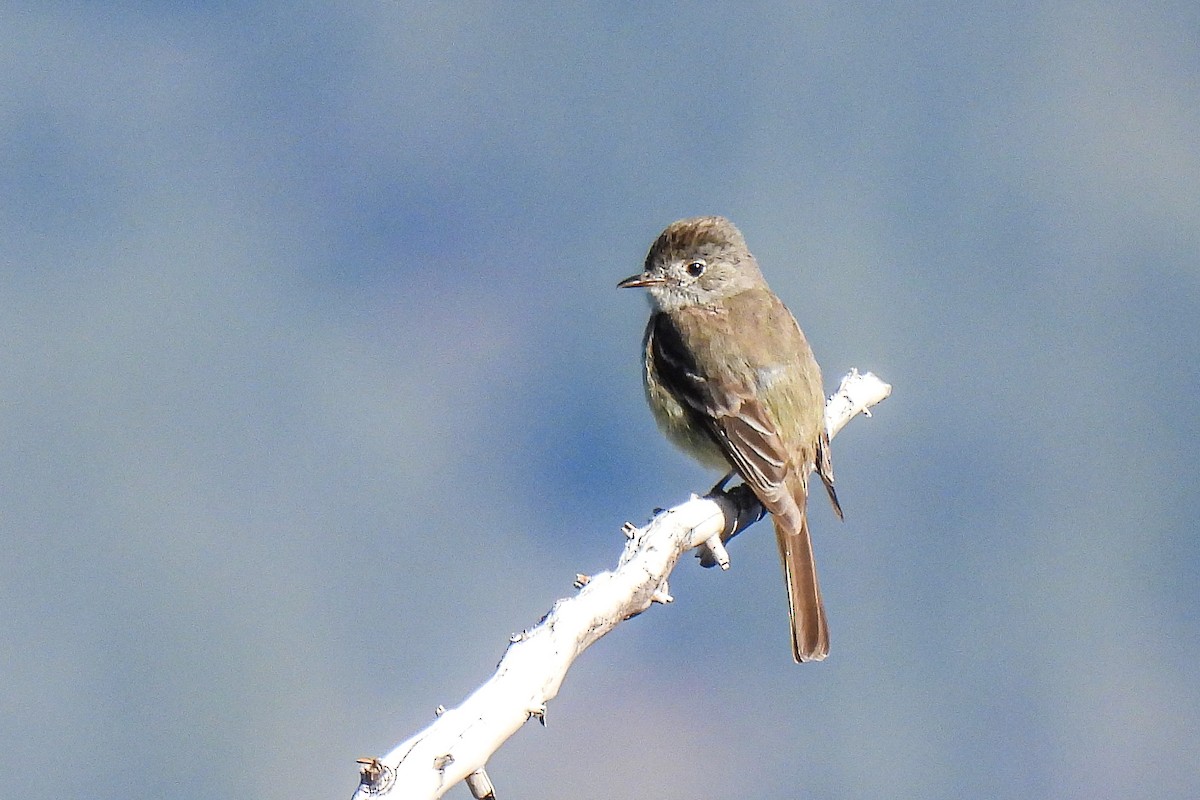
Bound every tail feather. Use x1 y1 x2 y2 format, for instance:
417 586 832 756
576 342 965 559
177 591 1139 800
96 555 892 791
774 512 829 662
817 430 843 521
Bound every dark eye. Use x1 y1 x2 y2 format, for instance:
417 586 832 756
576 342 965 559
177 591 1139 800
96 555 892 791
685 260 706 277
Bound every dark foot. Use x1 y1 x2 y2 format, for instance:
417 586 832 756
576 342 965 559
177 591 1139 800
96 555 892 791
708 471 737 495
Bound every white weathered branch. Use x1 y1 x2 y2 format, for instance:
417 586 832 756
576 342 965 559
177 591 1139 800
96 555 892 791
351 370 891 799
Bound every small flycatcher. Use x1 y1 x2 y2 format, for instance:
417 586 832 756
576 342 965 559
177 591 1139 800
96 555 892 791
619 216 842 662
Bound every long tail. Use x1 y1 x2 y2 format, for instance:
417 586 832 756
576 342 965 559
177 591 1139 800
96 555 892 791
773 511 829 662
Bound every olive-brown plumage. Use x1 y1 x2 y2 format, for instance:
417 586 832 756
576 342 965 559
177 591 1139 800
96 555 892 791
619 216 841 662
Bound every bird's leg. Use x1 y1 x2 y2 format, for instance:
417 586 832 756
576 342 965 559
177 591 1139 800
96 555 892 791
701 477 768 556
708 471 737 496
696 471 750 569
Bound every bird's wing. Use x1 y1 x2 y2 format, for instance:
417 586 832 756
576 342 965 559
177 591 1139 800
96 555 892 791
648 311 803 525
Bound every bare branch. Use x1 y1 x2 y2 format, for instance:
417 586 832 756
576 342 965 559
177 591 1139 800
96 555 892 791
350 370 891 799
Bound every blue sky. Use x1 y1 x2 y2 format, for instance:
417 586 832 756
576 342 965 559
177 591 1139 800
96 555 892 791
3 4 1198 798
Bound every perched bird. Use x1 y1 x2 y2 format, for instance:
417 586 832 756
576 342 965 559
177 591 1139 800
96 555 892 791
619 216 842 662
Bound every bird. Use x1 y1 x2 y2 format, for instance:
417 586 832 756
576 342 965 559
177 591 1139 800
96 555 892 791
618 215 842 662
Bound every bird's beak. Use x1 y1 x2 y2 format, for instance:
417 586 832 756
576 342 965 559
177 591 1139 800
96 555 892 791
617 272 665 289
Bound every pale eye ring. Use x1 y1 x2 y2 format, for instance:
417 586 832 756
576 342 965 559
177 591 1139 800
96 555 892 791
685 260 706 277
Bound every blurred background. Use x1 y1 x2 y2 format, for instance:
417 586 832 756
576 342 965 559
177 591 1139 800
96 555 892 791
2 3 1197 798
